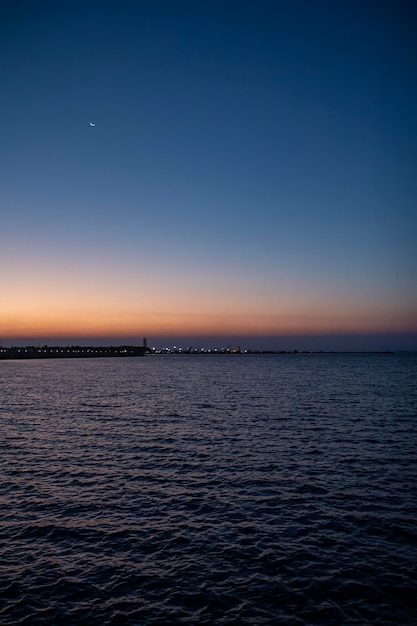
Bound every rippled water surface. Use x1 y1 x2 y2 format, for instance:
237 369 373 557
1 353 416 625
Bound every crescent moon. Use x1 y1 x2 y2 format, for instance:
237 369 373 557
89 122 95 126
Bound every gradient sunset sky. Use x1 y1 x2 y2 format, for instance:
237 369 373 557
1 0 416 350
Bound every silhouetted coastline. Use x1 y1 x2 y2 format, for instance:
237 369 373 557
0 345 394 359
0 346 150 359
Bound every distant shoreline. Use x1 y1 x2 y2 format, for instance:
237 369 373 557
0 345 396 360
0 346 150 359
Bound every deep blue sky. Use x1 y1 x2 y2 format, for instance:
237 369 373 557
1 0 416 349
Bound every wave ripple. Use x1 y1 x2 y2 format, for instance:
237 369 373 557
1 354 416 624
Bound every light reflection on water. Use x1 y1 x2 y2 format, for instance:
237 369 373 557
1 353 416 625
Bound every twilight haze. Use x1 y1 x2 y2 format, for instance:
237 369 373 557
1 0 416 351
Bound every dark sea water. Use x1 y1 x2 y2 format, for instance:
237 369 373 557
1 353 416 625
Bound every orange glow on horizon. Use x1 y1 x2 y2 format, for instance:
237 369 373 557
2 262 416 340
2 305 416 339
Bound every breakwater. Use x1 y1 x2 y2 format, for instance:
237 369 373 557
0 345 149 359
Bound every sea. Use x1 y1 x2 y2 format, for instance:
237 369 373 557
1 353 416 625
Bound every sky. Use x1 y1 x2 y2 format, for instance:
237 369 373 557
1 0 416 350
